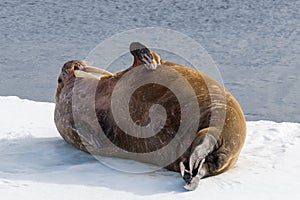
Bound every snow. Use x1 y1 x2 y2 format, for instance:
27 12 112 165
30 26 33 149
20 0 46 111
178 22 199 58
0 96 299 199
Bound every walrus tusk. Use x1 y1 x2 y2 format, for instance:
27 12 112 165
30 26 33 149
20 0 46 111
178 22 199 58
83 66 113 76
74 70 101 80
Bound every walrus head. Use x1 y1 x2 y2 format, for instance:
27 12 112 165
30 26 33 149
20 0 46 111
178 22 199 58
130 42 160 70
55 60 113 102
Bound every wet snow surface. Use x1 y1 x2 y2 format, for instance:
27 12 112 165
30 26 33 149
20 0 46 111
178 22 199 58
0 96 300 199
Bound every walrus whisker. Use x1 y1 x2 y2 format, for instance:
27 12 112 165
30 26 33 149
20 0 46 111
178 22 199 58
83 65 113 76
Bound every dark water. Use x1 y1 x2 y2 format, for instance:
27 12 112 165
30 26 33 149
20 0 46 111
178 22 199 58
0 0 299 122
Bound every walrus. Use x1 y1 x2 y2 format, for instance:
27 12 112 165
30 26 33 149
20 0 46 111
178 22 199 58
54 42 246 190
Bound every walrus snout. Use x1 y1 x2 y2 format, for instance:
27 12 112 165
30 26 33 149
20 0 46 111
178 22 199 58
68 61 113 80
62 60 86 72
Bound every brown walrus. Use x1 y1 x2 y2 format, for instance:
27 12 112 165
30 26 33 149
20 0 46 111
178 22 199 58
54 42 246 190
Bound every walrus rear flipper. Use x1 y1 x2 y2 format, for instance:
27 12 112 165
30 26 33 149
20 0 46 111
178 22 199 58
130 42 158 70
180 128 218 191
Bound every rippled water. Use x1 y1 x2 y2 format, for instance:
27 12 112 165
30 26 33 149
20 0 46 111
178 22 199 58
0 0 299 122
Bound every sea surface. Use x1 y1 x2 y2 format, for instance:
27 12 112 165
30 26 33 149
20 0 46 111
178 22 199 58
0 0 299 122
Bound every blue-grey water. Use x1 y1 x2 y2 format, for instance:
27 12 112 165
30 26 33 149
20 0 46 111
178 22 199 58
0 0 299 122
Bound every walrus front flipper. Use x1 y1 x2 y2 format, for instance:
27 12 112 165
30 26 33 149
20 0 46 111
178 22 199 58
182 158 206 191
180 129 218 191
130 42 158 70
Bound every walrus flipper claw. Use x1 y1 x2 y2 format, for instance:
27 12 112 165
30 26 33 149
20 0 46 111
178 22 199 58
183 158 205 191
181 132 218 191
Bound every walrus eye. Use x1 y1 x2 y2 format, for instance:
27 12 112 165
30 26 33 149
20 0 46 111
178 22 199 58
58 78 62 83
74 66 79 70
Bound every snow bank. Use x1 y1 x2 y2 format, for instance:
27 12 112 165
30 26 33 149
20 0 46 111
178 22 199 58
0 96 299 200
